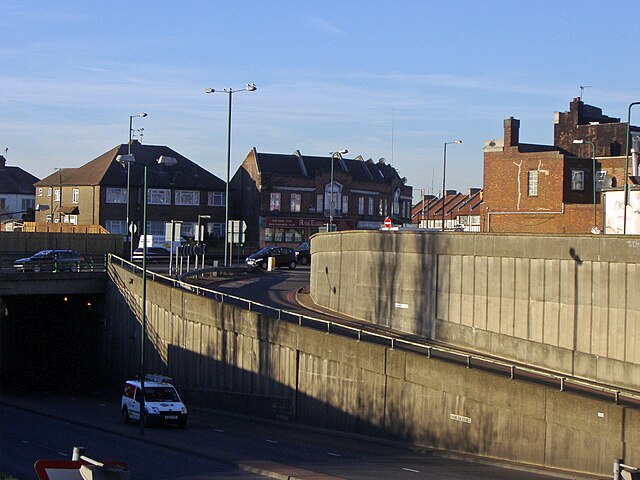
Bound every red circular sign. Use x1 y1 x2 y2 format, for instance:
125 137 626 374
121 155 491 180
384 217 392 228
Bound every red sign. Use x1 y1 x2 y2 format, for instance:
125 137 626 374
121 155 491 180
34 459 128 480
384 217 392 228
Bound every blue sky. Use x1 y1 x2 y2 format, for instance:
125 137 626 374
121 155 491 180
2 0 639 200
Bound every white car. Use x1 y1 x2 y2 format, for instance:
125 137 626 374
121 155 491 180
121 374 187 428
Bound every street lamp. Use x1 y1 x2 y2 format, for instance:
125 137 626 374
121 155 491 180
328 150 348 232
196 214 211 269
125 113 147 260
441 140 462 231
573 139 598 233
135 154 176 434
624 102 640 234
205 84 256 266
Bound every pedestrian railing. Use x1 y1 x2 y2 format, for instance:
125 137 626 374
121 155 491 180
109 253 640 410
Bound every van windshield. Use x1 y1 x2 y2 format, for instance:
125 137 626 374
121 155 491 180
144 386 180 402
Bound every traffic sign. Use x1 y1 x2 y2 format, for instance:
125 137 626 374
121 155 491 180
384 217 392 228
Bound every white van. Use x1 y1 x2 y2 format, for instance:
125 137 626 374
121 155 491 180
121 374 187 428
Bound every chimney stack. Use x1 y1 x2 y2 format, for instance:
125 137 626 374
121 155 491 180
504 117 520 148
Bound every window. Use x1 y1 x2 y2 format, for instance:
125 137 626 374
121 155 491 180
180 222 195 238
175 190 199 206
208 191 225 206
38 188 43 197
358 197 364 215
22 198 35 210
148 189 171 205
270 192 281 211
528 170 539 196
342 195 348 214
72 188 79 204
146 221 166 236
324 183 341 214
106 220 127 235
316 195 323 213
393 189 400 215
596 170 607 192
63 214 77 225
368 197 374 215
107 188 127 204
207 222 224 238
54 188 60 202
290 193 301 212
571 170 585 191
47 188 52 197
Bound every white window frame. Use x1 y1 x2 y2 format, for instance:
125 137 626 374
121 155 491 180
175 190 200 206
148 189 171 205
106 220 127 235
368 197 374 215
72 188 79 204
270 192 281 211
38 187 43 197
106 187 127 204
358 196 365 215
528 170 539 196
571 170 585 191
316 194 323 213
342 195 348 214
207 191 225 206
290 193 301 212
54 188 61 202
47 188 52 197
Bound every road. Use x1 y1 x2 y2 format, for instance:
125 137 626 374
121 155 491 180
0 394 577 480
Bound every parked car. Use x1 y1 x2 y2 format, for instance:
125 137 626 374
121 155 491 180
245 247 297 270
13 249 84 273
121 374 187 428
294 241 310 265
132 247 170 264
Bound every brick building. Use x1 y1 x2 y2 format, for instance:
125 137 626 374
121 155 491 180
231 148 413 249
34 140 226 243
412 189 482 231
482 99 638 234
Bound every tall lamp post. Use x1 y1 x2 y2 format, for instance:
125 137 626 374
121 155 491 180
119 154 177 434
126 113 147 260
328 150 348 232
624 102 640 234
573 139 598 233
205 84 256 266
441 140 462 231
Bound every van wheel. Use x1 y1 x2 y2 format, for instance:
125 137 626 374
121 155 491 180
33 265 41 273
288 261 297 270
122 408 131 424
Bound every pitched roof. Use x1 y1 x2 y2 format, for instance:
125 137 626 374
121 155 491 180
0 157 40 194
35 141 225 190
253 150 402 183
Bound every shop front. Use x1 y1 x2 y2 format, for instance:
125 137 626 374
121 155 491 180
261 216 356 247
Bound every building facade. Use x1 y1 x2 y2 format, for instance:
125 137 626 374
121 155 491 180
412 189 482 231
231 148 413 249
481 99 639 234
34 140 227 245
0 155 39 225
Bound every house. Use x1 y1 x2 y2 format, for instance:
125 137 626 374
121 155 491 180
230 148 413 249
481 98 639 234
0 155 40 225
33 140 227 244
412 189 482 231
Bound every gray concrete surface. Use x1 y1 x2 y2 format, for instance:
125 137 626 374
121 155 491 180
101 262 639 477
310 231 640 390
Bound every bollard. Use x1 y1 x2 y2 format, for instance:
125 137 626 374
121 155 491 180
267 256 276 271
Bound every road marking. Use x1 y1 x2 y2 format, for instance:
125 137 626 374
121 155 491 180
403 467 420 473
214 429 225 433
328 452 341 457
265 439 278 444
57 452 68 457
21 440 29 444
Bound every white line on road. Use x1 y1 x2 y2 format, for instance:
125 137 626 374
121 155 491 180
265 439 278 444
214 429 225 433
402 467 420 473
328 452 342 457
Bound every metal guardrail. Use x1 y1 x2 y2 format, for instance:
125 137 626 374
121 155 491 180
109 253 640 410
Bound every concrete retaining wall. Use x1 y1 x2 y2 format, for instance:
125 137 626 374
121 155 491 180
310 231 640 390
105 262 639 476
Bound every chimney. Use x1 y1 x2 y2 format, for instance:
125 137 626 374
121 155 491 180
504 117 520 147
0 155 6 169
